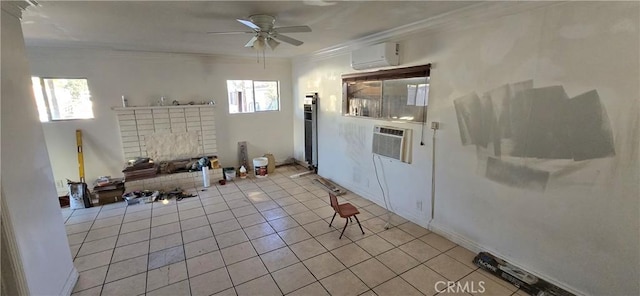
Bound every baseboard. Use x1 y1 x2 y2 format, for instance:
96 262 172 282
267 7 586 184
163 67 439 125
60 267 79 296
324 176 430 227
294 159 312 168
428 221 584 296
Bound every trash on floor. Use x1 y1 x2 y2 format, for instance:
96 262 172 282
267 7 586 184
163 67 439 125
68 180 93 209
123 187 197 206
313 177 346 195
165 188 197 201
123 190 158 205
473 252 574 296
93 177 125 205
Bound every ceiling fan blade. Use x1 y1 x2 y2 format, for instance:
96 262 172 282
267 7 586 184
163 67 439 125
207 31 254 35
237 19 261 31
273 26 312 33
244 36 258 48
273 34 304 46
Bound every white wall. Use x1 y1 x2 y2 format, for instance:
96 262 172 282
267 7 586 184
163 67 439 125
26 47 293 193
292 2 639 295
1 5 77 295
293 55 433 224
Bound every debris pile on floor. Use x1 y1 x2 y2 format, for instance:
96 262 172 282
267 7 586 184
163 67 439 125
159 156 217 174
68 180 93 209
473 252 574 296
123 187 196 205
313 177 346 195
93 176 125 205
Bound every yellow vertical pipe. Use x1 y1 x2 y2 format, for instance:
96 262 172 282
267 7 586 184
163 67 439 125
76 129 85 183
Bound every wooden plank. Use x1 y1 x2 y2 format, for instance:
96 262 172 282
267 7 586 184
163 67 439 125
238 141 248 168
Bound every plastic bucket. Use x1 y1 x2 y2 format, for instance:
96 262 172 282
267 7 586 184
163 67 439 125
224 169 236 181
253 157 268 178
222 167 236 181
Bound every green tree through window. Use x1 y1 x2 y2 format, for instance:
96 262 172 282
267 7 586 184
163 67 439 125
32 77 94 122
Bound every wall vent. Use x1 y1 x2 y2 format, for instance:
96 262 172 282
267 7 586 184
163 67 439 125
372 125 411 163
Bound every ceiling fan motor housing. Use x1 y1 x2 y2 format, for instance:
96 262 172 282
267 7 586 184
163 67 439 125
249 14 276 32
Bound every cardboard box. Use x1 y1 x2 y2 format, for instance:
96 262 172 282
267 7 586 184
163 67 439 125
96 188 125 205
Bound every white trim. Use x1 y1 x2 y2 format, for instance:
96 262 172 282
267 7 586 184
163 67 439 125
26 45 292 64
298 1 560 62
0 197 29 295
59 268 79 296
428 221 584 296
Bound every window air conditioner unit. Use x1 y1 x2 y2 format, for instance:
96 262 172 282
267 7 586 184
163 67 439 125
351 43 400 70
372 125 411 163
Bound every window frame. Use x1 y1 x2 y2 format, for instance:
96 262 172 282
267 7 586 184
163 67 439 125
226 79 280 114
31 76 95 122
342 64 431 123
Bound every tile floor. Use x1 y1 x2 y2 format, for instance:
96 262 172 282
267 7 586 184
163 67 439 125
63 166 526 296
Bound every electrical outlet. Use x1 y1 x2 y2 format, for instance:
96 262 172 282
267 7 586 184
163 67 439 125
416 201 423 211
430 121 440 130
56 179 66 188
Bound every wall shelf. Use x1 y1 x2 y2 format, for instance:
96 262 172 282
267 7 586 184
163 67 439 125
112 105 215 111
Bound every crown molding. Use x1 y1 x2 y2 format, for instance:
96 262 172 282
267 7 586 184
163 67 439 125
26 45 292 64
298 1 562 62
1 1 37 19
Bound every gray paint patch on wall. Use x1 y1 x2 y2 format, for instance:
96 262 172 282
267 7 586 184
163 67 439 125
486 157 550 191
566 90 615 160
510 86 573 159
478 93 494 149
478 80 536 156
454 80 615 191
453 93 482 146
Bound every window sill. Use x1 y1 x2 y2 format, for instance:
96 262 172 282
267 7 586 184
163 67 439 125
112 105 215 111
342 113 426 125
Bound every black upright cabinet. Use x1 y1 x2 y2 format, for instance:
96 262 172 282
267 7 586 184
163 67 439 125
304 93 318 172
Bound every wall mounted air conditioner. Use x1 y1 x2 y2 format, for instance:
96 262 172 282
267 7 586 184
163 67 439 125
372 125 412 163
351 43 400 70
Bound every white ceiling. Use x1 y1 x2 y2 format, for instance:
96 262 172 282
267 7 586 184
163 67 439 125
21 1 477 58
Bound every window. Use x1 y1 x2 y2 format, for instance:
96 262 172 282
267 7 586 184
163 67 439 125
342 64 431 123
31 77 94 122
227 80 279 114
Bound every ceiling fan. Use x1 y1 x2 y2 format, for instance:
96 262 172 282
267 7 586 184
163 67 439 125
208 14 311 50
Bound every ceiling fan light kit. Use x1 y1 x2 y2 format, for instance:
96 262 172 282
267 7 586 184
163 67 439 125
267 38 280 50
208 14 311 67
